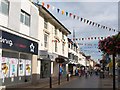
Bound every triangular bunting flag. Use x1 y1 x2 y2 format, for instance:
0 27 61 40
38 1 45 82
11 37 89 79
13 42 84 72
66 12 68 16
47 4 50 9
69 13 72 17
81 18 83 21
57 8 60 13
89 21 92 25
62 10 64 15
42 2 45 6
92 22 95 26
84 19 86 23
52 6 55 11
73 15 76 19
86 20 89 24
77 16 79 20
98 24 100 27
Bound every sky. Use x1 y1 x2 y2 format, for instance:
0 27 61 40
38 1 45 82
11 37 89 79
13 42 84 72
34 0 118 61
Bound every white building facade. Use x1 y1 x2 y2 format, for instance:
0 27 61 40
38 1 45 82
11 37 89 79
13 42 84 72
0 0 39 87
34 4 71 78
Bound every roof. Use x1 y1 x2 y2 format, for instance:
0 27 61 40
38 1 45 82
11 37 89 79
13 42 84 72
33 3 71 35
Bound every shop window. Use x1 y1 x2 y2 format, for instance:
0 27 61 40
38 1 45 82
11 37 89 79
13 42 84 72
20 10 30 27
2 50 19 58
0 0 9 15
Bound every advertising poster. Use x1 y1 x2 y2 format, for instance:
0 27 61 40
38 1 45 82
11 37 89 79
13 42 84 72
19 59 25 76
25 60 31 76
10 58 18 77
1 57 9 78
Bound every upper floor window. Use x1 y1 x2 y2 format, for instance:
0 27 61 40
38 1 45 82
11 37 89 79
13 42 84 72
44 20 48 29
68 43 70 48
62 43 64 54
0 0 9 15
55 41 57 52
55 27 57 35
62 33 64 40
44 33 48 48
20 10 30 27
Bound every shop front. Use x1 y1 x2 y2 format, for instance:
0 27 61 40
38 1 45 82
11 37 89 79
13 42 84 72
55 55 68 78
0 30 38 86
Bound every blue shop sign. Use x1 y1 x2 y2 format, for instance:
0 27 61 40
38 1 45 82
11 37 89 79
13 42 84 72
0 30 38 55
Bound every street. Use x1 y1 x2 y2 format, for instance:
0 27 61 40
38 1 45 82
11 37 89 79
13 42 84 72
54 75 113 88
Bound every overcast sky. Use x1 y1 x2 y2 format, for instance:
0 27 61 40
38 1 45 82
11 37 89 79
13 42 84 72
34 0 118 61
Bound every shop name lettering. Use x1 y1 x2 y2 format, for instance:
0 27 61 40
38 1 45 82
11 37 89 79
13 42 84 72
0 36 13 46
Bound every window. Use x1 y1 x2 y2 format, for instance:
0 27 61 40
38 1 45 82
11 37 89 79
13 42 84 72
62 43 64 54
62 33 64 40
68 43 70 48
55 27 57 35
0 0 9 15
55 41 57 52
20 10 30 26
44 33 48 48
44 20 48 29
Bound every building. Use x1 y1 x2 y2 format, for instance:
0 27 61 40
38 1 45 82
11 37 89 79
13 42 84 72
68 38 80 75
34 3 71 78
0 0 39 87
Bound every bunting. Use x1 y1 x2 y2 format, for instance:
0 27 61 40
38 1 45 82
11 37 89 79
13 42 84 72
34 2 117 32
72 36 107 41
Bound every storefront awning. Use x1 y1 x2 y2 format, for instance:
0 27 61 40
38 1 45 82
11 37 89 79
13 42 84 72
55 55 68 63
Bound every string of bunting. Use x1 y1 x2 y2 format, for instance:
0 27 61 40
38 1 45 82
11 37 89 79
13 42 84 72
35 2 117 32
81 49 101 53
73 36 108 41
78 43 98 46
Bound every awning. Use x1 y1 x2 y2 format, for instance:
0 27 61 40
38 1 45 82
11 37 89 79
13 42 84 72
55 55 68 63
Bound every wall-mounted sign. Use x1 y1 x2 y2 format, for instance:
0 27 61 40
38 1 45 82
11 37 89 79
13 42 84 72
0 30 38 55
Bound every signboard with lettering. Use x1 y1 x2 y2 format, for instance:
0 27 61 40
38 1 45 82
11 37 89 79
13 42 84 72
0 30 38 55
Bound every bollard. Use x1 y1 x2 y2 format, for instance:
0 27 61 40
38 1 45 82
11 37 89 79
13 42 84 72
67 74 69 81
58 73 60 85
50 76 52 88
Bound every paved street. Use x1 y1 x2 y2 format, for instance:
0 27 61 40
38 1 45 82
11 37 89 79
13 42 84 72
53 75 113 88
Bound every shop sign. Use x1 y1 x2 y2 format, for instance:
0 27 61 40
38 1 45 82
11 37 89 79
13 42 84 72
0 30 38 55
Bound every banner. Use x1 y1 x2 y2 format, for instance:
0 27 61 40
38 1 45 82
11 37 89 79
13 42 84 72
10 58 18 77
19 59 25 76
1 57 9 78
25 60 31 76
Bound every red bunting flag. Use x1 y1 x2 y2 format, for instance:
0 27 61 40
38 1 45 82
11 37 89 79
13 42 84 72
42 2 45 6
69 13 72 17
